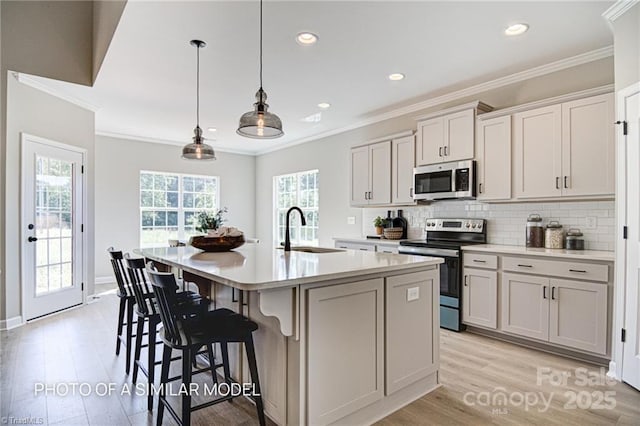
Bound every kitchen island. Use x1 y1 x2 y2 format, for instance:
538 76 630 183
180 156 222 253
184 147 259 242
137 244 443 425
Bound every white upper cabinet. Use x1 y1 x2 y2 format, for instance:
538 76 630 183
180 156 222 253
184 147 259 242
476 115 511 201
513 92 614 200
513 105 563 199
416 102 492 166
561 93 615 197
391 135 416 204
350 141 391 206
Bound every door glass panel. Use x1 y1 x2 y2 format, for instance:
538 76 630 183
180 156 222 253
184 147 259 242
35 156 74 295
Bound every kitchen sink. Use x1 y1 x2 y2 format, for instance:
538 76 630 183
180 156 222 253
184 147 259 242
278 246 345 253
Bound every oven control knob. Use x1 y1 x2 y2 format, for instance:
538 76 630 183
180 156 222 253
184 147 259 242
466 223 471 228
472 223 477 228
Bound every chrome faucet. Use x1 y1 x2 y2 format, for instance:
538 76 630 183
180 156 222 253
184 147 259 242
284 206 306 251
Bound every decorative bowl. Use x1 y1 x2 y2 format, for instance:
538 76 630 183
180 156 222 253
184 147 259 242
189 235 245 252
383 227 404 240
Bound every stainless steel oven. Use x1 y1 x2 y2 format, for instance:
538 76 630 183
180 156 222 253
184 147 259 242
399 218 486 331
413 160 476 201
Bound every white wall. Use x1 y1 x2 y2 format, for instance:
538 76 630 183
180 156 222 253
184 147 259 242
4 74 95 320
255 58 614 246
94 135 256 281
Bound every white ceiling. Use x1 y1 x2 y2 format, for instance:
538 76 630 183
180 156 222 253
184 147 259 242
27 0 614 155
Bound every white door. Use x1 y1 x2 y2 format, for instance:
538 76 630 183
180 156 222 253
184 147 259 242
621 83 640 389
22 135 84 320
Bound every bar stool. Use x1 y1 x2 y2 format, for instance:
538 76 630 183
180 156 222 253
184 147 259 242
108 247 137 374
147 266 266 426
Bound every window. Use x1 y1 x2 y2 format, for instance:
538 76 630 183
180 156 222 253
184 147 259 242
274 170 319 246
140 171 219 247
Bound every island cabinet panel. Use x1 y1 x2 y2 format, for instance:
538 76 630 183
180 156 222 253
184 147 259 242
213 283 243 380
462 268 498 329
246 291 288 425
385 270 439 395
501 273 550 341
306 278 384 425
548 278 608 355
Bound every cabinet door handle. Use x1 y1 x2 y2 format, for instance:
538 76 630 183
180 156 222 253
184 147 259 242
479 183 483 194
364 192 368 200
569 269 587 273
359 248 369 251
551 286 556 300
517 264 533 268
472 259 486 263
564 176 568 189
556 177 560 189
439 147 443 157
443 146 448 156
368 191 373 199
410 188 414 197
543 286 547 299
464 275 468 286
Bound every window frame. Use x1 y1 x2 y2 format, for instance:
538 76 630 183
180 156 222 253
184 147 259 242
273 169 319 247
139 170 220 248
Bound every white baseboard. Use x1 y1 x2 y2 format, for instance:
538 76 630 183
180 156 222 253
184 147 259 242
607 361 620 381
0 316 24 330
95 276 115 285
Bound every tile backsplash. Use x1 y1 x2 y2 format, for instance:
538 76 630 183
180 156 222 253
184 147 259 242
362 200 615 251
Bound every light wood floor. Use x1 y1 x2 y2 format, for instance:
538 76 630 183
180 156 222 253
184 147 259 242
1 293 638 425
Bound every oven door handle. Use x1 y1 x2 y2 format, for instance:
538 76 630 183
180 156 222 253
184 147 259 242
398 246 459 257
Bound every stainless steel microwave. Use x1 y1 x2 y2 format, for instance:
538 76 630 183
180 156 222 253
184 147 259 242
413 160 476 201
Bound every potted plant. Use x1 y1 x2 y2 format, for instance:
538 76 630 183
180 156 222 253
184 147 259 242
373 216 387 235
194 207 228 233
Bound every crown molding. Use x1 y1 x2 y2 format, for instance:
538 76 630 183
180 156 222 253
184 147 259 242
255 46 614 155
478 84 614 120
15 73 101 112
414 101 493 122
602 0 638 22
95 131 256 156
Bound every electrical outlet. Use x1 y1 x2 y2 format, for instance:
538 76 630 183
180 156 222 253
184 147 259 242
347 216 356 225
585 216 597 229
407 287 420 302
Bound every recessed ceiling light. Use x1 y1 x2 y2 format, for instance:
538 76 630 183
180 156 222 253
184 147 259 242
317 102 331 109
296 32 318 45
207 127 217 132
505 23 529 36
388 73 405 81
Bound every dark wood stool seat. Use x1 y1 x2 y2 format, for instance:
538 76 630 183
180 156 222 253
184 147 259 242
147 266 266 426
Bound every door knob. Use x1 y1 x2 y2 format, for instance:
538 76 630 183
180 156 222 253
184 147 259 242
28 236 38 242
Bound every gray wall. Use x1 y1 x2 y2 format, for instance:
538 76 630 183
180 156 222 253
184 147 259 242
94 136 256 281
4 74 95 320
255 58 614 246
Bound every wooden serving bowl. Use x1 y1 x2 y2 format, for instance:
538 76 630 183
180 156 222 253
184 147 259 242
189 235 245 252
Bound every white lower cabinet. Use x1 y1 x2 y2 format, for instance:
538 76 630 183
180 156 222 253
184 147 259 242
462 268 498 329
386 270 438 394
306 278 384 425
548 278 608 355
501 273 550 341
500 272 608 355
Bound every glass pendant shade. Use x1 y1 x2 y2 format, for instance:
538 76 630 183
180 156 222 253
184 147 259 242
182 126 216 160
182 39 216 160
237 88 283 139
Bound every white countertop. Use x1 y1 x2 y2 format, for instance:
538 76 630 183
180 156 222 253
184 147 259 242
137 245 443 291
462 244 615 262
332 237 405 246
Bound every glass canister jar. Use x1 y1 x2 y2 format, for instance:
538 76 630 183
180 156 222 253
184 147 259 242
565 228 585 250
545 221 564 249
526 214 544 248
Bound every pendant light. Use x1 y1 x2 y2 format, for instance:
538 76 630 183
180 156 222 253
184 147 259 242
182 39 216 160
237 0 284 139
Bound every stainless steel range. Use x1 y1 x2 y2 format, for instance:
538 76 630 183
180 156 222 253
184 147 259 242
399 218 486 331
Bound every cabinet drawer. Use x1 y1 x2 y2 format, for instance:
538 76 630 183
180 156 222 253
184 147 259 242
376 244 398 254
463 252 497 269
334 241 376 252
502 256 608 283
